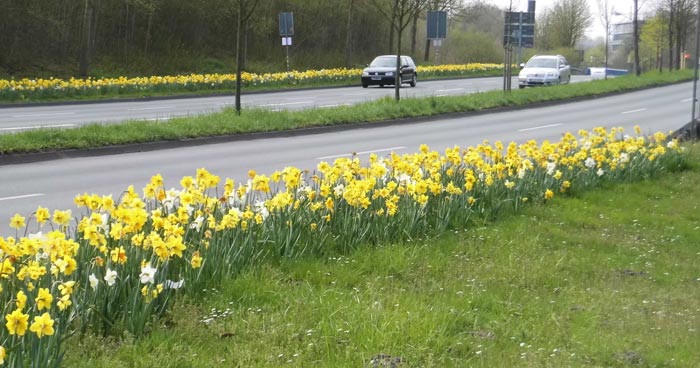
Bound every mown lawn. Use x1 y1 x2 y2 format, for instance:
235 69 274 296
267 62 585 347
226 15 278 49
62 144 700 367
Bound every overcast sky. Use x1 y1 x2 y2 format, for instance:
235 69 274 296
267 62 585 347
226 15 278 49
487 0 646 39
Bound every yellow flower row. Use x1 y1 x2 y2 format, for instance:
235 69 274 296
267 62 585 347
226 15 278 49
0 127 684 364
0 63 503 92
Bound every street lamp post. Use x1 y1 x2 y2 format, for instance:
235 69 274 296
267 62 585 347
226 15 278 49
691 0 700 139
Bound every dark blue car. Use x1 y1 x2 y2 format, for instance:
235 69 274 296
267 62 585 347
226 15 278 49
361 55 417 88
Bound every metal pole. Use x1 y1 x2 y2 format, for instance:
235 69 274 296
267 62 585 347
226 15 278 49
691 0 700 139
517 12 523 66
286 43 290 74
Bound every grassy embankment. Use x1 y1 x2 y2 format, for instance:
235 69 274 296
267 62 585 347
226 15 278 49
0 70 694 156
61 143 700 367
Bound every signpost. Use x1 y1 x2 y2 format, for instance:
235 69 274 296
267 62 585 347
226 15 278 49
427 10 447 64
279 12 294 73
503 1 536 91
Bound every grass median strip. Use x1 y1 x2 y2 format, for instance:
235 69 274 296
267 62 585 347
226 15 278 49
61 144 700 367
0 70 693 155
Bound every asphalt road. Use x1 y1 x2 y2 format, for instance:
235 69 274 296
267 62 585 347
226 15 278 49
0 81 693 235
0 76 591 132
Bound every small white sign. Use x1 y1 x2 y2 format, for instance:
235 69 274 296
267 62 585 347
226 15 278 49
282 37 292 46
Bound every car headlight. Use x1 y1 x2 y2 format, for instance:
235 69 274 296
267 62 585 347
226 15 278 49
362 70 369 76
546 72 558 79
385 72 393 76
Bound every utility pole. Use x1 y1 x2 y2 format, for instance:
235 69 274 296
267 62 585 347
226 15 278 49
691 0 700 138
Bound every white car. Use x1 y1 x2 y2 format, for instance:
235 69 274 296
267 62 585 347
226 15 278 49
518 55 571 89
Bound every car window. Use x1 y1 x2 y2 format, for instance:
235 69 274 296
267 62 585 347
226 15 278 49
370 57 396 67
525 58 557 69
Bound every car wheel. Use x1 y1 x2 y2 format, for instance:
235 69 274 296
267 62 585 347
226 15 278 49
362 83 368 88
519 85 525 89
379 84 384 88
409 73 417 87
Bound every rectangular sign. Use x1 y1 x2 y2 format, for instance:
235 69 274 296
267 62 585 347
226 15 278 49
279 12 294 37
427 10 447 39
503 11 535 48
282 37 292 46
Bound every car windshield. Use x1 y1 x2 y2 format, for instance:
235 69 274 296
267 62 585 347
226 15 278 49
370 57 397 67
525 58 557 69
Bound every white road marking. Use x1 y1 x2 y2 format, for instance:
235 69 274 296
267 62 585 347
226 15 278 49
127 106 175 111
621 108 647 114
343 92 370 96
257 101 313 107
318 103 351 108
0 193 44 202
13 112 75 118
143 117 173 121
681 98 694 102
435 94 449 97
0 124 76 131
518 123 562 132
316 146 406 160
435 88 465 92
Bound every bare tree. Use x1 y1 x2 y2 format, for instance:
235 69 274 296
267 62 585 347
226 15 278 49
371 0 426 101
659 0 697 70
228 0 261 114
538 0 592 49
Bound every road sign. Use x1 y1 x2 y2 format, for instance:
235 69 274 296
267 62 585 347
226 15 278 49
282 37 292 46
503 11 535 48
279 12 294 37
427 10 447 39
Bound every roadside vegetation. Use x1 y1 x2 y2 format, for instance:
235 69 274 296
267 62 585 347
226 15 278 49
0 127 694 366
0 64 504 103
62 149 700 367
0 69 694 156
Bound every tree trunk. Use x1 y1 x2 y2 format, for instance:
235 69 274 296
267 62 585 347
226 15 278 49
345 0 355 67
668 0 674 72
633 0 640 75
145 11 153 55
423 38 431 62
79 0 93 77
410 11 419 56
235 3 243 114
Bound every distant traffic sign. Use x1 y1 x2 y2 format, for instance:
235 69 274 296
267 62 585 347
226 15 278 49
279 12 294 37
503 11 534 48
427 11 447 40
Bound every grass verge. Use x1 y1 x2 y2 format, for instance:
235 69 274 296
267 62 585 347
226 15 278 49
61 143 700 367
0 70 694 156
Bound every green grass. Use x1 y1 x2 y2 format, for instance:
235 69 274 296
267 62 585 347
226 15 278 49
0 70 694 156
61 144 700 367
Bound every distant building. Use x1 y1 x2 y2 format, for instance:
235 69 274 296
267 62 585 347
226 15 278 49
610 21 644 51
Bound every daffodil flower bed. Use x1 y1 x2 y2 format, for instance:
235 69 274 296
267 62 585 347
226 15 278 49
0 63 504 102
0 127 687 366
